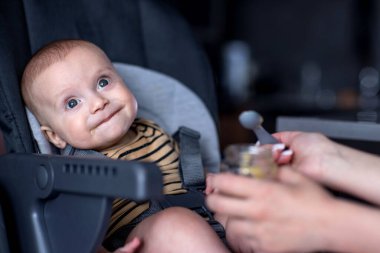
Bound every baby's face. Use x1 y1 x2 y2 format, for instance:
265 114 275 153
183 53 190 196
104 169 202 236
32 46 137 150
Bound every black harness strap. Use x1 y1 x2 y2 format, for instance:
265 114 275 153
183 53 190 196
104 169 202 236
173 126 205 190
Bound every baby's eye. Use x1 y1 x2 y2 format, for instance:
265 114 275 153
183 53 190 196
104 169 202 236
66 98 81 109
97 78 110 89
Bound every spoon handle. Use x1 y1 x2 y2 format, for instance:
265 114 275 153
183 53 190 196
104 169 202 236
254 126 279 144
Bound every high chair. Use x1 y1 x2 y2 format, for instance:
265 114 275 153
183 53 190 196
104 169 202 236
0 0 222 252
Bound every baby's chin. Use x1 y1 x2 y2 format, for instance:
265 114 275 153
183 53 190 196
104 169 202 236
64 132 122 151
91 129 131 151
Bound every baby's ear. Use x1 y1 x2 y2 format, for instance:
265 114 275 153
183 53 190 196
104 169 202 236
40 125 67 149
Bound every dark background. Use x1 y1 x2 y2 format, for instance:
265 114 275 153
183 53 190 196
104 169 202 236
165 0 380 150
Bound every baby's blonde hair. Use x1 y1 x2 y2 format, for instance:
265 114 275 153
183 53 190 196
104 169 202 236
21 39 103 120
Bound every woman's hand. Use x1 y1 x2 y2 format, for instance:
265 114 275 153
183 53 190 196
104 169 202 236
206 169 335 253
274 131 380 204
273 131 345 185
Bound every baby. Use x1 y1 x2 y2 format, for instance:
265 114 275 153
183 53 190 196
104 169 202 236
21 39 229 253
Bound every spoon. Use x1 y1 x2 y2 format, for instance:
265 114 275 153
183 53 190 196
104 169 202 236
239 110 279 144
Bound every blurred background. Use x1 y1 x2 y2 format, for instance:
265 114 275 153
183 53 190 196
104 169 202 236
164 0 380 151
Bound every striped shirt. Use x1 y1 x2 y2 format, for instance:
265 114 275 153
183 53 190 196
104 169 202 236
102 118 187 237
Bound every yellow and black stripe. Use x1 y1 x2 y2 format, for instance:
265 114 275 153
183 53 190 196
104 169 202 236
102 118 186 237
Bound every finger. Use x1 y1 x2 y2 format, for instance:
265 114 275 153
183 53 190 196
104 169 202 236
276 149 293 164
272 131 302 146
277 166 307 185
272 143 286 161
208 173 265 199
206 193 253 217
272 143 285 153
204 173 215 195
208 173 252 198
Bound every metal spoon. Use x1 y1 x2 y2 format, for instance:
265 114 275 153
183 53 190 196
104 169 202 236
239 110 279 144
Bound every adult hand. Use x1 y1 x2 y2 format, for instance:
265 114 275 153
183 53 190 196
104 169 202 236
273 131 342 184
274 131 380 205
206 169 335 253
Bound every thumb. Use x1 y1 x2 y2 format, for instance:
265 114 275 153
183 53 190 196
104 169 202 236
276 166 306 185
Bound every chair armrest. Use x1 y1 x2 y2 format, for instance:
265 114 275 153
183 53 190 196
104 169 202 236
0 153 162 253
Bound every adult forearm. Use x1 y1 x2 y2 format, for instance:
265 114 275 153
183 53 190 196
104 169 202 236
323 198 380 253
324 143 380 204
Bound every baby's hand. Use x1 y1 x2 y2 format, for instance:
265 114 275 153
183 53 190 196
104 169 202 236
114 237 141 253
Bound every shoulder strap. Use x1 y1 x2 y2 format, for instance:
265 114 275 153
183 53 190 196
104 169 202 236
61 126 205 190
173 126 205 190
60 145 105 158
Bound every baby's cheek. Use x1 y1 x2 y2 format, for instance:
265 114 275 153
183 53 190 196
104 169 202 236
64 121 92 147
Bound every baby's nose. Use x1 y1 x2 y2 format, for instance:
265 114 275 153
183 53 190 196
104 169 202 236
90 94 109 114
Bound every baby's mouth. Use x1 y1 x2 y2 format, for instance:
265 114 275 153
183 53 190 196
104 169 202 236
93 108 122 129
99 109 120 125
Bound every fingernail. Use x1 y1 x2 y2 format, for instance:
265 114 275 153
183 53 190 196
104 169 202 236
255 141 261 146
282 149 293 156
272 143 285 151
